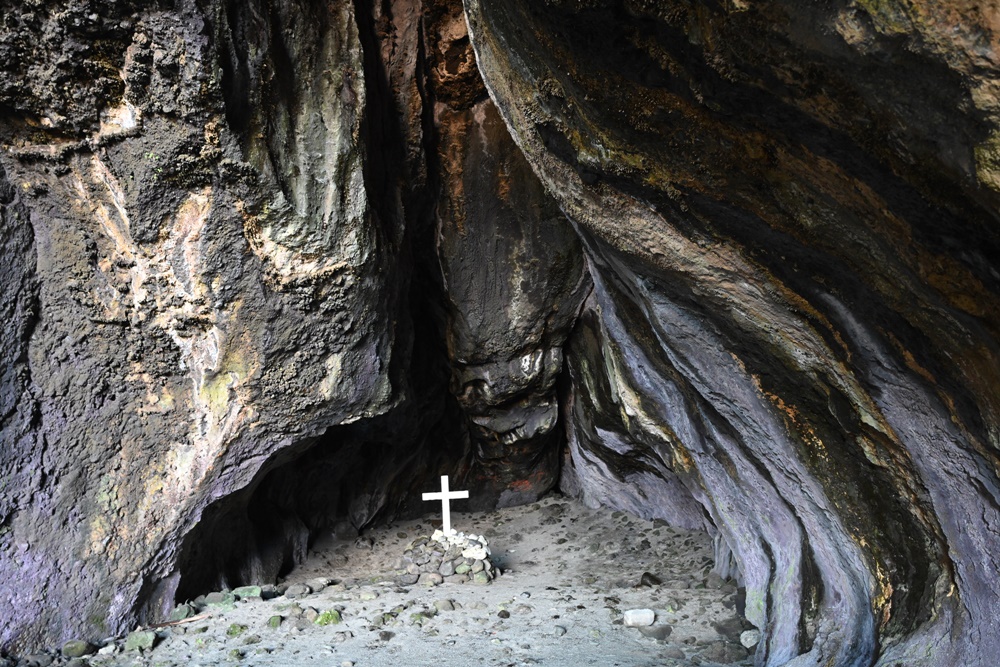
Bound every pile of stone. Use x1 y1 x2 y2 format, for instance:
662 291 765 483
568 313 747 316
394 529 498 586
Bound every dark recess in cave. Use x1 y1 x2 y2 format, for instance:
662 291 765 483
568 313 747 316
173 400 472 603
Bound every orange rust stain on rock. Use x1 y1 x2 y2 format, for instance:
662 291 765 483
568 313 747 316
509 478 535 492
671 442 696 474
496 163 512 202
919 251 999 324
436 107 471 235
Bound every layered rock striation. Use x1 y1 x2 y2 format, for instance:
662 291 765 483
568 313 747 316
464 1 1000 666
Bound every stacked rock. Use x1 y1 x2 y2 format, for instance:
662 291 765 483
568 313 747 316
395 529 498 586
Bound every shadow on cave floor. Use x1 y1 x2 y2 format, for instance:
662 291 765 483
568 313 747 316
110 495 753 666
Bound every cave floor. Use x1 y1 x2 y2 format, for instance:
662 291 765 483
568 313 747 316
95 496 753 667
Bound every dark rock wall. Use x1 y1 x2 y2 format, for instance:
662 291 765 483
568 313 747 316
0 0 404 649
463 1 999 666
0 0 576 652
432 73 589 506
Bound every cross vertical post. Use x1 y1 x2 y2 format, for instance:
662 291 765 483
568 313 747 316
422 475 469 535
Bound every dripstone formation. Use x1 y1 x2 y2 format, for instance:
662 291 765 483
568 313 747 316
1 1 998 666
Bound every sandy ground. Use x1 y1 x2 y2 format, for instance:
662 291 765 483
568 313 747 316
85 494 755 667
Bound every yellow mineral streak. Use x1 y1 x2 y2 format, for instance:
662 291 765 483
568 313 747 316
237 198 355 287
75 157 256 554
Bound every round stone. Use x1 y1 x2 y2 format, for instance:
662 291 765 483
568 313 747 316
639 572 662 587
638 624 673 640
741 629 762 648
623 609 656 627
418 572 444 586
61 640 95 658
168 604 194 621
284 583 312 599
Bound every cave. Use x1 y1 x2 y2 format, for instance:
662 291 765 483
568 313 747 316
1 0 998 666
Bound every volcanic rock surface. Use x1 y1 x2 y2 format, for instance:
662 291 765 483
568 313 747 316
1 1 998 666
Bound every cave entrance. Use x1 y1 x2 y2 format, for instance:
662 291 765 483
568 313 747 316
172 405 469 604
173 386 572 604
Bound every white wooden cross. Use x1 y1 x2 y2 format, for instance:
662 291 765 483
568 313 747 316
422 475 469 535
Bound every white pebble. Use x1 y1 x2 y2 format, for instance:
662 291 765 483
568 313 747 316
623 608 655 627
741 629 761 648
462 545 488 560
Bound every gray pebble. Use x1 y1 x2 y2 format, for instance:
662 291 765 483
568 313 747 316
638 624 673 640
700 641 748 663
124 630 157 652
61 640 95 658
418 572 444 586
639 572 662 587
284 583 312 599
307 578 329 593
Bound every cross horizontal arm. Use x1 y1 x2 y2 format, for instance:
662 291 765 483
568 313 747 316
422 475 469 534
422 490 470 500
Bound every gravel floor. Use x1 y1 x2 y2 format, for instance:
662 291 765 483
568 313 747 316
77 495 756 667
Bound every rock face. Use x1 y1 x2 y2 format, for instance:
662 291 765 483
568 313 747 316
0 0 576 651
463 1 1000 666
0 1 998 665
0 0 401 649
